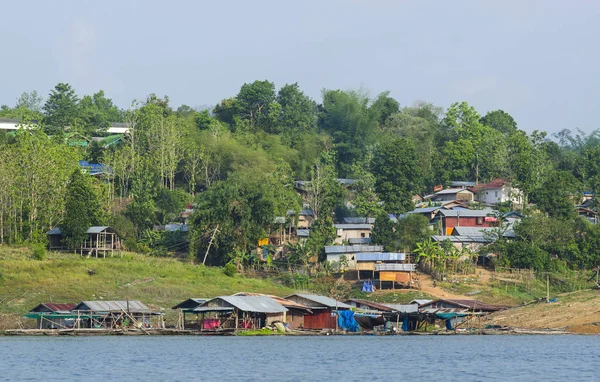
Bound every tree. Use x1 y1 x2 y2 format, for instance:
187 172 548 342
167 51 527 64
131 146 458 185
372 137 423 214
61 169 104 250
396 214 430 252
371 212 398 251
480 110 518 136
277 83 317 137
79 90 121 135
43 83 80 134
532 170 580 220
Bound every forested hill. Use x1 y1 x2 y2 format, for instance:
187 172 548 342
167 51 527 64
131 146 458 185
1 81 600 271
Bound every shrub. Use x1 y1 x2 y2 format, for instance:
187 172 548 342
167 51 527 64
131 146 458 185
223 263 237 277
31 244 46 261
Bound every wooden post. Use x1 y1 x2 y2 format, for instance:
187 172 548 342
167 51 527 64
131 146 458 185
546 274 550 302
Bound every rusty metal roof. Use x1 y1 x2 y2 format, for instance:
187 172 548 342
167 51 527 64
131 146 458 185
29 303 76 313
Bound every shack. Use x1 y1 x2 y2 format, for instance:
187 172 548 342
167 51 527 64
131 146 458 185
25 303 77 329
284 294 351 330
419 299 509 330
71 300 161 329
193 296 288 332
46 226 121 257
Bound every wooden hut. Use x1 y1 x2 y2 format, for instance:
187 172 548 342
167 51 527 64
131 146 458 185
46 226 121 257
192 296 288 332
71 300 161 329
25 303 77 329
284 294 351 330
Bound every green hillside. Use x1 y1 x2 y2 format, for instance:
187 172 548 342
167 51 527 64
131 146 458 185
0 247 294 317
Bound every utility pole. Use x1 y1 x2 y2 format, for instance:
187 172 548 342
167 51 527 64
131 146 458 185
203 224 219 265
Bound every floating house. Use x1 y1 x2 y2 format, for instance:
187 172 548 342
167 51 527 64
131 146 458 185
46 226 121 256
172 298 209 329
193 296 288 331
25 303 77 329
71 300 160 329
284 294 351 330
233 292 312 329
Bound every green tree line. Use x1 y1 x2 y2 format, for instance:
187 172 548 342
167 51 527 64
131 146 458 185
1 81 600 270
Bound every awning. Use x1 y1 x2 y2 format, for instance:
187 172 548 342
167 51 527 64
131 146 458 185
193 307 235 313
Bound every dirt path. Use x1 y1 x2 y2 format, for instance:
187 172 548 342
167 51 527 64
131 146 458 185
416 273 466 299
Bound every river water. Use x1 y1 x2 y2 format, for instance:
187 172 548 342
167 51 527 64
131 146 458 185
1 335 598 381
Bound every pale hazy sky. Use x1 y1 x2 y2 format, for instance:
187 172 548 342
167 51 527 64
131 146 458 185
1 0 599 134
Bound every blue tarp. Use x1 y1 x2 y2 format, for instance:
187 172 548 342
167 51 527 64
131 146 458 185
402 316 409 332
362 281 374 293
337 310 361 332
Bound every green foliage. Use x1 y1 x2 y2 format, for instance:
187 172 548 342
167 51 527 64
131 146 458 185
223 263 237 277
30 244 46 260
43 83 80 135
371 212 398 251
61 169 105 249
372 137 422 214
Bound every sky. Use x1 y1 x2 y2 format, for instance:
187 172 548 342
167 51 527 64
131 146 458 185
1 0 599 134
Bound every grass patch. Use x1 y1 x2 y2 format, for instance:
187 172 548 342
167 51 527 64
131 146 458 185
237 328 281 336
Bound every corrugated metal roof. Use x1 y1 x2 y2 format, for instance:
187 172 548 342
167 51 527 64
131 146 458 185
355 252 406 261
439 209 495 217
299 209 314 216
324 245 383 254
343 217 376 224
348 237 372 244
286 294 352 309
46 226 111 235
450 181 476 187
171 298 208 310
194 306 234 313
233 292 312 312
73 300 153 313
435 188 472 195
202 296 288 313
29 303 77 313
334 223 372 230
381 304 419 313
297 229 310 237
419 299 509 312
453 227 494 236
344 299 395 312
410 299 433 306
432 235 491 243
409 207 441 214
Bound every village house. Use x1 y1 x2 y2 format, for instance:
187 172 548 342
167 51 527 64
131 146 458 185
193 296 288 331
46 226 121 257
284 294 351 330
333 223 372 244
439 209 497 235
419 299 508 314
25 303 76 329
450 181 476 189
577 207 598 224
473 178 523 207
297 208 314 229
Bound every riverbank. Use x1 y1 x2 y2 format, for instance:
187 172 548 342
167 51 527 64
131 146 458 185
0 327 571 336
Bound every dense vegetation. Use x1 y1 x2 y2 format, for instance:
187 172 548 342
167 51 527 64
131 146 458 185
1 81 600 272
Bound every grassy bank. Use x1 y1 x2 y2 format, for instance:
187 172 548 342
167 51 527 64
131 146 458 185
0 247 294 319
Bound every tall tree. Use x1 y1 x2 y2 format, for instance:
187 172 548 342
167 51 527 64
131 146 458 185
480 109 518 136
372 137 423 214
61 169 104 250
43 83 80 135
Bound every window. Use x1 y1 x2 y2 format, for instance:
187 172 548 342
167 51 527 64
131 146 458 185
360 232 366 238
495 191 498 198
476 217 484 225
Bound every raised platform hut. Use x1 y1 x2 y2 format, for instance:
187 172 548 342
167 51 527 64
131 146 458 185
171 298 208 329
46 226 121 257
